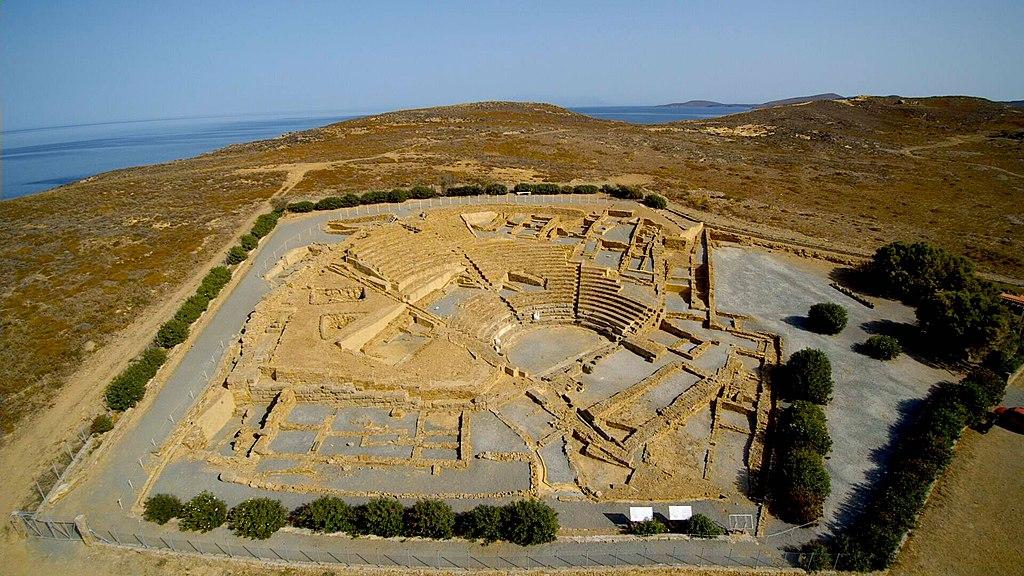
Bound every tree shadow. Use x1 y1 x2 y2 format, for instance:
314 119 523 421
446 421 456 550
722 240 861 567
858 319 956 370
783 315 810 331
603 512 629 527
828 265 883 297
824 390 945 534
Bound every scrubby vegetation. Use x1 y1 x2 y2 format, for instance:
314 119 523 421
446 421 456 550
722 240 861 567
104 347 167 411
250 211 282 239
403 498 455 539
89 413 114 435
807 302 848 334
142 493 182 525
178 491 227 533
630 518 668 536
228 497 289 540
643 193 667 209
777 401 832 455
861 334 902 360
357 496 405 537
499 499 559 545
173 294 210 325
602 183 645 200
286 200 315 213
684 513 725 538
783 348 833 404
866 241 1023 366
155 318 190 348
798 541 834 572
290 496 356 534
455 504 503 543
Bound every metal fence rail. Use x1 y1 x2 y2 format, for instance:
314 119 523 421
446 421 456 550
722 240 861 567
13 510 821 571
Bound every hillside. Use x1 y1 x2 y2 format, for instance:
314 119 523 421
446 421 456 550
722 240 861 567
1 97 1023 437
754 92 844 108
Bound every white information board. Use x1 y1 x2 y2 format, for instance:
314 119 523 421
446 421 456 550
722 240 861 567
668 505 693 521
629 506 654 522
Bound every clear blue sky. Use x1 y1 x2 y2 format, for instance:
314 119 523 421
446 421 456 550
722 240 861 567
3 1 1022 130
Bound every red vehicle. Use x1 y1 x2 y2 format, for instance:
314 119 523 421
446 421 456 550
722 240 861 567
994 406 1024 434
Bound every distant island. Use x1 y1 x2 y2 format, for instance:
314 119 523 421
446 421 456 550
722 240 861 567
658 100 752 108
659 93 844 110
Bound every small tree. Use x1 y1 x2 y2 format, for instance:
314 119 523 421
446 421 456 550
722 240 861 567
785 349 833 404
155 319 189 348
228 498 288 540
686 514 725 537
198 266 232 299
143 493 182 525
90 413 114 435
642 194 667 209
456 504 504 543
862 334 902 360
240 233 259 251
798 541 834 572
357 497 404 537
291 496 356 533
408 186 437 199
250 212 280 238
773 449 831 524
778 400 832 455
631 519 667 536
500 499 558 546
484 183 508 195
226 245 248 265
807 302 848 334
404 498 455 539
179 491 227 532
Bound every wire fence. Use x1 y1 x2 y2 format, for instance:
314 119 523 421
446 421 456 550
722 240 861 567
12 510 819 570
22 424 94 512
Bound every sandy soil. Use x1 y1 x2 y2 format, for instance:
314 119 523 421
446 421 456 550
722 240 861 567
889 373 1024 576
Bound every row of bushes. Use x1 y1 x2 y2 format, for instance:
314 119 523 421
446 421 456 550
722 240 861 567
865 241 1023 369
281 183 670 215
771 348 834 525
629 513 725 537
227 210 282 266
830 368 1007 571
145 492 559 545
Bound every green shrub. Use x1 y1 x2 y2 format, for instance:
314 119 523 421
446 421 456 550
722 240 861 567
602 184 644 200
179 491 227 532
409 186 438 199
456 504 503 543
359 190 390 204
143 493 182 525
773 448 830 524
313 196 343 210
798 541 833 572
198 266 232 299
90 413 114 435
862 334 902 360
155 318 190 348
784 349 833 404
779 401 831 455
104 348 167 411
484 183 508 195
631 519 667 536
964 367 1006 407
250 212 280 239
287 200 315 213
983 337 1024 376
445 185 484 197
685 514 725 537
500 499 558 546
357 497 404 537
572 184 599 194
404 498 455 539
226 245 248 265
387 188 409 203
291 496 356 533
240 234 259 251
228 498 288 540
916 282 1014 359
867 241 975 304
642 194 667 209
807 302 848 334
173 294 210 325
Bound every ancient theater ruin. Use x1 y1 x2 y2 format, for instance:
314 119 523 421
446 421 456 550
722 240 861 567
164 204 780 504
